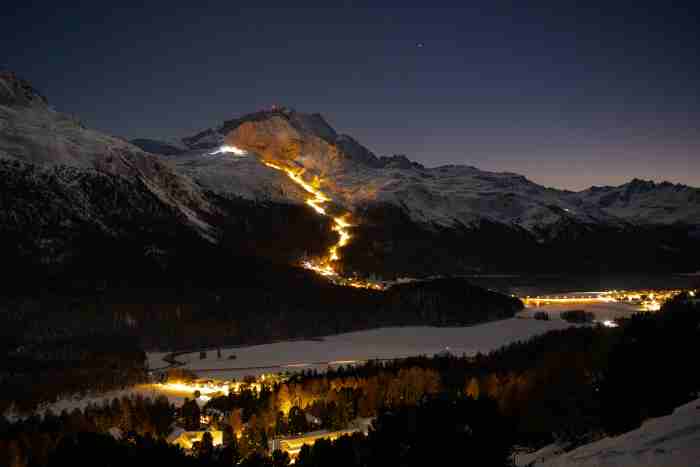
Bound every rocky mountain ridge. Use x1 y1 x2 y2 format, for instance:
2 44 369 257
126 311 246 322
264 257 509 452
576 178 700 225
170 107 700 232
0 74 335 286
2 72 698 278
158 107 700 275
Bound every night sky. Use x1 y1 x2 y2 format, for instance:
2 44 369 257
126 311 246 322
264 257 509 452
3 1 698 190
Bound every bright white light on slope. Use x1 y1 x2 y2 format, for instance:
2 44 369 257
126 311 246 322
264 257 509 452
602 320 619 328
210 145 247 156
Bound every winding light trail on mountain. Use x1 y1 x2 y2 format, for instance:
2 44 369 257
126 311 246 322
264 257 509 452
211 145 382 290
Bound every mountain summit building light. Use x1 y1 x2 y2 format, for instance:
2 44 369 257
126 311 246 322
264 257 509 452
210 145 247 156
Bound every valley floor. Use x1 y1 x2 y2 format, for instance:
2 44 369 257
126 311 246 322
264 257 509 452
5 317 571 419
147 318 572 380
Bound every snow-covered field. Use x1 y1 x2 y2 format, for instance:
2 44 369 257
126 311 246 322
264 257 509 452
3 385 165 421
148 318 572 380
519 397 700 467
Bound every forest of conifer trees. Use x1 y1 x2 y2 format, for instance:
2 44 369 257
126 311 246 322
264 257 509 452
2 293 697 466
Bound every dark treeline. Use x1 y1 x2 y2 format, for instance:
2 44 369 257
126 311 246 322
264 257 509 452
201 364 442 457
201 329 605 450
0 396 513 467
0 395 175 467
1 278 521 351
1 294 698 466
346 201 700 276
1 277 520 412
294 397 513 467
1 160 519 346
2 159 521 412
202 292 699 450
599 293 700 434
1 335 147 413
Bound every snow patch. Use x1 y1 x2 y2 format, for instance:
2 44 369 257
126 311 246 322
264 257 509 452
534 398 700 467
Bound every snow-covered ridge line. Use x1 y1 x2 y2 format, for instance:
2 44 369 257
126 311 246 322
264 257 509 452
146 318 572 381
175 108 700 232
521 397 700 467
0 71 214 237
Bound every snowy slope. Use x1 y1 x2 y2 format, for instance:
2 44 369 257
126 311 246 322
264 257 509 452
329 163 621 232
575 179 700 225
182 107 699 235
166 148 307 203
530 398 700 467
0 71 212 234
147 318 572 380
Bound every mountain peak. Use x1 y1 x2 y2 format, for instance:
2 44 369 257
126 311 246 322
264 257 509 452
623 178 692 194
182 106 296 150
130 138 186 156
221 107 340 145
0 71 49 108
379 154 424 169
627 177 656 188
184 108 383 169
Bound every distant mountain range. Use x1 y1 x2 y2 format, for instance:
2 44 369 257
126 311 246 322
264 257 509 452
2 72 699 281
173 105 700 229
149 105 700 275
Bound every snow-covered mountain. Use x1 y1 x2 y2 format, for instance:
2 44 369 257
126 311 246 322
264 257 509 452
0 71 212 235
517 397 700 467
177 107 699 233
3 72 698 278
160 107 699 275
0 73 333 281
575 179 700 225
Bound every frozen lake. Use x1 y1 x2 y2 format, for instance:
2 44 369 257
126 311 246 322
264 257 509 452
148 318 572 380
11 318 571 417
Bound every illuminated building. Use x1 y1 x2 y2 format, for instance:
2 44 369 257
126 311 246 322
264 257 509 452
167 429 223 450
